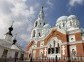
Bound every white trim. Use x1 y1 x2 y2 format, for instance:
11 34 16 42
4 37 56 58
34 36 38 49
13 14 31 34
62 40 84 45
67 28 81 34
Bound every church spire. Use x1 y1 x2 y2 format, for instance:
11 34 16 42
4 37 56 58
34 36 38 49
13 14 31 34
6 21 14 36
38 6 44 19
5 21 14 41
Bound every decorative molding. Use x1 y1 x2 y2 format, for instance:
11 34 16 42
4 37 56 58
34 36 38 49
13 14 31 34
62 40 84 45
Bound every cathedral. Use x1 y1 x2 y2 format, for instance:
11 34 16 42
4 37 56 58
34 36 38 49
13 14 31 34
0 24 24 59
25 6 84 59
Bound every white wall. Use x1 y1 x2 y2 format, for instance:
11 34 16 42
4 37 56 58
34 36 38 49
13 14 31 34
0 47 4 58
7 49 15 58
33 50 36 58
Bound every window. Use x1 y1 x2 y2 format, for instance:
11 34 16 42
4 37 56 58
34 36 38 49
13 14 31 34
35 21 38 27
40 23 41 25
48 48 51 54
50 44 52 48
33 30 35 37
48 44 52 54
58 43 59 47
69 35 75 42
39 32 41 37
56 48 59 53
55 43 60 54
53 40 55 47
52 48 54 54
71 38 73 40
48 42 61 54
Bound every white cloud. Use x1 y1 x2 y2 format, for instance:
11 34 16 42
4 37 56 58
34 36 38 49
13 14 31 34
0 0 35 42
0 0 52 48
69 0 84 7
47 0 53 8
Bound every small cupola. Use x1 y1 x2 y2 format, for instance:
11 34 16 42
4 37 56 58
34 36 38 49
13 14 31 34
12 38 17 45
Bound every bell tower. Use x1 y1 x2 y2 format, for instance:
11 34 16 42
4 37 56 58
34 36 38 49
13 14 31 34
31 6 46 39
34 6 45 28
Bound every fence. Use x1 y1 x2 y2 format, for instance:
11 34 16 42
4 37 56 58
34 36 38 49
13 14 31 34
28 57 84 62
0 57 84 62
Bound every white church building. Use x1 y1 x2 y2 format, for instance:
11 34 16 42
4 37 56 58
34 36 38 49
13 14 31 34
0 24 24 59
26 6 84 59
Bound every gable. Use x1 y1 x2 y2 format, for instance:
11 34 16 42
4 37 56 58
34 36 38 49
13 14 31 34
25 40 35 51
44 29 67 45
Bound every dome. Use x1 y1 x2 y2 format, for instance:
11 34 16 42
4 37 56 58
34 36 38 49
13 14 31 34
56 16 67 23
68 15 77 19
43 24 51 29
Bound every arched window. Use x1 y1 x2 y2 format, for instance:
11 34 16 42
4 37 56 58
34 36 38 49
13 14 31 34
39 32 41 37
35 21 38 27
53 40 55 47
55 43 60 53
33 30 35 37
48 44 52 54
58 43 59 47
40 23 41 25
50 44 52 48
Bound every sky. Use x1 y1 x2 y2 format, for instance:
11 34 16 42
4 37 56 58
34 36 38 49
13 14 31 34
0 0 84 49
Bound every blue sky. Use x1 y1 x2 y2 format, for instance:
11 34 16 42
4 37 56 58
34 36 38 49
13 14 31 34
25 0 84 28
0 0 84 49
41 0 84 28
